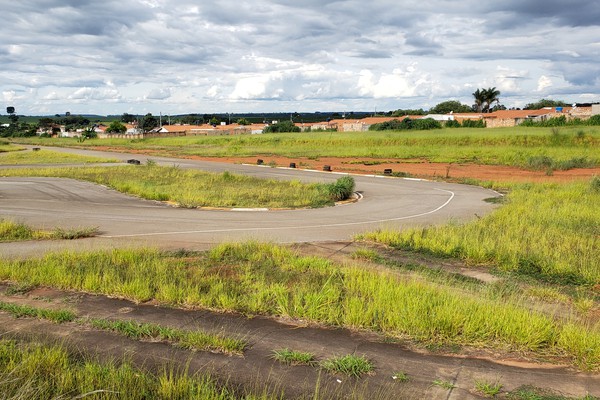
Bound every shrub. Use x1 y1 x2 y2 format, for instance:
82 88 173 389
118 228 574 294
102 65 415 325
263 120 300 133
412 118 442 130
445 119 461 128
327 176 355 201
588 114 600 126
461 119 486 128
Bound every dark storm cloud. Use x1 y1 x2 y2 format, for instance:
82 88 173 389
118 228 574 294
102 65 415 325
485 0 600 28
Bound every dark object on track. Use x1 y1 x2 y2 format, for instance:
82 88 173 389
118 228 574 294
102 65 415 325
126 159 141 165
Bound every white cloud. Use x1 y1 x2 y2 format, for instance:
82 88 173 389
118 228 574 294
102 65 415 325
0 0 597 114
146 88 172 100
537 75 553 92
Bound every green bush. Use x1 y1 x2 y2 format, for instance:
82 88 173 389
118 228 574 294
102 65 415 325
445 119 461 128
263 120 300 133
588 114 600 126
327 176 355 201
412 118 442 130
461 119 486 128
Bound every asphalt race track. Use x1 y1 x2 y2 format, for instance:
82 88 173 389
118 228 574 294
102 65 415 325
0 147 500 256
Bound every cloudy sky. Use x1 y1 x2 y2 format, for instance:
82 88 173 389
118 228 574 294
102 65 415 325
1 0 599 116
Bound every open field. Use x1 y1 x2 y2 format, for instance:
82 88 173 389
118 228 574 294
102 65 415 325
2 133 599 397
14 126 600 169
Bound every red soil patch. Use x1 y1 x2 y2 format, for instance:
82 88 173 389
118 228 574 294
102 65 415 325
90 146 600 183
185 155 600 183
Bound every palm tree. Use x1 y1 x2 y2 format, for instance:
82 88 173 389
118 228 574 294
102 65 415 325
483 87 501 113
472 87 501 113
472 89 485 113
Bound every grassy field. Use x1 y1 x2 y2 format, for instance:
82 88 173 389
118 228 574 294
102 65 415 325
0 164 350 209
0 148 116 164
360 179 600 285
0 339 276 400
1 243 598 370
14 126 600 169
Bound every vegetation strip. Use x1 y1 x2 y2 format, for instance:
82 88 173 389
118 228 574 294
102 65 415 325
0 300 246 355
0 301 76 323
15 126 600 169
0 219 98 242
0 164 354 208
1 242 598 370
0 339 275 400
0 148 116 164
88 318 247 355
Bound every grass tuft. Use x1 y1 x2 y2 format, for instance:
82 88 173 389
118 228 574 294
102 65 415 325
319 354 373 378
271 348 317 366
475 379 503 397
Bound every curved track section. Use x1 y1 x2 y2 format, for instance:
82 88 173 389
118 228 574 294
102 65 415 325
0 147 499 253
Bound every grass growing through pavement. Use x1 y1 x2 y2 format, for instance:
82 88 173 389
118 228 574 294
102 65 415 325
0 243 599 370
360 180 600 285
0 164 351 208
271 348 317 366
15 126 600 169
0 148 116 164
319 354 373 378
89 318 247 355
0 339 277 400
0 301 76 323
475 379 503 397
0 219 99 242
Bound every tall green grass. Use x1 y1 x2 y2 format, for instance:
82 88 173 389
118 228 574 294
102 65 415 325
15 126 600 168
0 243 598 369
360 180 600 285
0 340 276 399
0 165 340 208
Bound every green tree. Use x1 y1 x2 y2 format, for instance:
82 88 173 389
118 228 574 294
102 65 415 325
237 118 251 125
121 113 137 123
524 99 568 110
106 121 126 133
263 120 300 133
483 87 501 112
430 101 471 114
391 108 425 117
472 87 501 113
472 88 485 112
141 113 158 132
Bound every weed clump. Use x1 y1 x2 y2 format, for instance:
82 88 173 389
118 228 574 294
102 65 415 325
327 176 355 201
